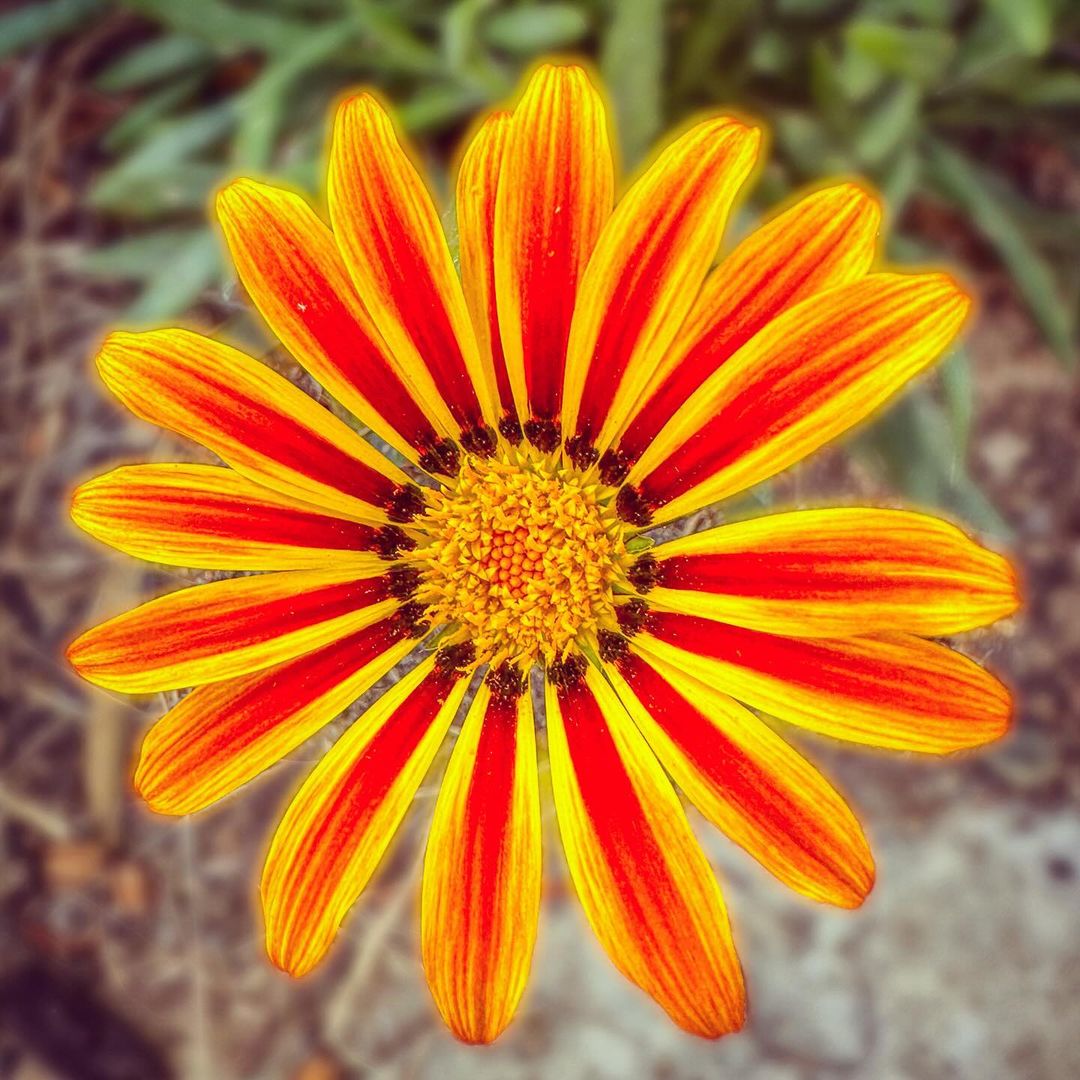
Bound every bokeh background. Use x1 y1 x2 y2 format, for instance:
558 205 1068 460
2 1 1079 1077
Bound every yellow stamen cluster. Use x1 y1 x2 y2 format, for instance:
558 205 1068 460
410 450 631 667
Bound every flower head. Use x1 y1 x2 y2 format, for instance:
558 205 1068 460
68 63 1019 1043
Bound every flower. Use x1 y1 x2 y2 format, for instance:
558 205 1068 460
67 63 1019 1044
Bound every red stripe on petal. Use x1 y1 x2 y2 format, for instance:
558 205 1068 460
262 658 469 976
67 569 395 692
495 65 614 442
641 610 1012 753
422 681 540 1043
134 616 415 815
216 179 453 470
72 464 390 571
96 330 417 523
612 649 873 907
329 94 495 445
547 665 744 1036
613 184 880 470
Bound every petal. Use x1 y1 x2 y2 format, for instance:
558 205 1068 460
66 568 397 693
621 272 971 527
634 610 1012 753
216 179 459 472
71 464 404 571
262 655 470 977
607 643 873 907
456 112 520 433
134 617 415 815
328 93 498 446
96 330 422 525
494 64 614 447
545 661 745 1037
563 116 760 463
639 508 1020 637
609 183 881 472
422 677 540 1044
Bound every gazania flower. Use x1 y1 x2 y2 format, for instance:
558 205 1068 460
68 63 1019 1043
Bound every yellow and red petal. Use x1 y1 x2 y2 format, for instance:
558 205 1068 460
71 464 405 571
456 112 519 434
562 116 760 461
610 183 880 471
328 93 498 445
622 272 971 527
262 656 469 978
134 617 415 815
66 567 397 693
422 679 540 1044
494 64 614 445
216 178 458 473
639 508 1020 638
96 329 421 525
545 660 745 1037
633 610 1012 754
607 645 873 907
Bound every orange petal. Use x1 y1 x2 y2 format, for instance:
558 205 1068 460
545 660 745 1037
621 272 971 527
609 183 880 473
639 508 1019 637
262 655 469 977
96 330 421 525
328 93 498 446
66 568 397 693
71 464 405 571
607 643 873 907
216 179 459 472
134 617 415 815
494 64 614 446
563 116 760 462
422 677 540 1043
456 112 519 434
632 610 1012 754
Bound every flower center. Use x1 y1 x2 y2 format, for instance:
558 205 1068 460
410 449 631 668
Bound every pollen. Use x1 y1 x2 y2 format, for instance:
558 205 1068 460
410 449 632 668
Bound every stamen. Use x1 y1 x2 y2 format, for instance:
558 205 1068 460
410 447 632 668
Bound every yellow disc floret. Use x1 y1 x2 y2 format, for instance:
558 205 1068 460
410 449 632 668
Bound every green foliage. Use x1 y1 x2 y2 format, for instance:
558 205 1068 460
18 0 1080 525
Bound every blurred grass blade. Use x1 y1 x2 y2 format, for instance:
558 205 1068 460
0 0 102 60
852 80 919 167
124 0 304 53
602 0 665 167
79 227 207 279
484 4 590 55
926 137 1075 366
846 21 956 85
102 75 204 152
984 0 1052 56
940 346 974 450
124 230 221 321
856 389 1009 537
95 34 212 92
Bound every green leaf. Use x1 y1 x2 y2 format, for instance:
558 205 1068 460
232 20 352 169
939 347 974 450
484 4 590 55
856 389 1009 536
124 230 222 322
95 35 212 92
79 227 207 280
1017 71 1080 107
925 137 1075 366
602 0 665 167
101 75 204 152
123 0 305 54
852 80 919 167
0 0 102 59
984 0 1052 56
846 21 956 85
90 161 223 218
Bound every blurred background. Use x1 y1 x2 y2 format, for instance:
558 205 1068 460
1 0 1079 1077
